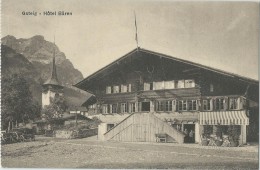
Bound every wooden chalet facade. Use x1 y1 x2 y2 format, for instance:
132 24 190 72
75 48 258 144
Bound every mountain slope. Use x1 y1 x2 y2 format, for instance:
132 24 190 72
1 44 90 107
2 35 83 85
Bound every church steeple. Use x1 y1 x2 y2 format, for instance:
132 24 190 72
43 43 61 87
42 41 63 108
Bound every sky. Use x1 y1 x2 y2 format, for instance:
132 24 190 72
1 0 259 80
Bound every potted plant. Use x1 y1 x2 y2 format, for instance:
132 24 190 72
227 125 240 147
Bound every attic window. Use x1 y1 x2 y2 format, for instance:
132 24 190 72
210 84 214 92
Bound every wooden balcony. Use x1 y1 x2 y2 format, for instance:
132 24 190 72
98 87 201 103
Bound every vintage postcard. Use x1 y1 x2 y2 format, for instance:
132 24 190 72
1 0 259 169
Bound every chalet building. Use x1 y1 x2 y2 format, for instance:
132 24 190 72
74 48 258 144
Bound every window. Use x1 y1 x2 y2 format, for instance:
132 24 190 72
177 80 185 88
154 81 164 90
129 103 136 113
113 86 119 93
106 86 111 94
229 98 238 110
215 98 224 110
185 80 195 88
156 101 164 111
107 124 115 131
188 100 197 111
203 99 211 111
210 84 214 92
144 82 152 91
109 104 117 113
102 104 108 114
121 85 128 93
164 81 175 89
121 103 127 113
156 100 173 111
178 100 187 111
165 101 173 111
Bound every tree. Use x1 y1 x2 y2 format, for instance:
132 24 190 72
41 95 68 120
1 74 41 130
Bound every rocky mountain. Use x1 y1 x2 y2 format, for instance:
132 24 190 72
2 35 83 85
1 42 90 107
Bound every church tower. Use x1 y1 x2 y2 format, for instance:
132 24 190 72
42 46 63 108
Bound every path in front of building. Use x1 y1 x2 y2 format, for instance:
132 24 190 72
2 136 258 169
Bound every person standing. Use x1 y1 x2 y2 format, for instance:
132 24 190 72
189 130 194 143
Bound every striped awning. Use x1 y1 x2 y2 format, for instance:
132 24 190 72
199 110 249 125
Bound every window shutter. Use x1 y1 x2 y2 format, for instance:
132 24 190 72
196 100 199 111
172 99 177 111
126 102 128 113
110 104 113 113
238 97 243 110
128 84 131 92
128 103 131 113
210 99 213 111
224 97 228 110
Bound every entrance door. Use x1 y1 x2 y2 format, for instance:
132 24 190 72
183 124 195 143
141 102 150 112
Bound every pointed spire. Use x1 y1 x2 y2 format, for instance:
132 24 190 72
43 38 61 87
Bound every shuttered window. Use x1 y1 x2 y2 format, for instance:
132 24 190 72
188 100 197 111
102 104 108 114
156 101 164 111
109 104 117 113
129 103 136 113
165 101 173 111
121 103 127 113
229 97 238 110
215 98 224 110
203 99 211 111
178 100 187 111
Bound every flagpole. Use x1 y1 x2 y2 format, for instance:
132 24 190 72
134 11 139 48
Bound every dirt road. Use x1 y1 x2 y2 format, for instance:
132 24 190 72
1 136 258 169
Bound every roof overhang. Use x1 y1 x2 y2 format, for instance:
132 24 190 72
74 48 259 92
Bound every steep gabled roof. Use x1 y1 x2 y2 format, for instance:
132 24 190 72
74 47 258 90
43 55 62 87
